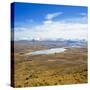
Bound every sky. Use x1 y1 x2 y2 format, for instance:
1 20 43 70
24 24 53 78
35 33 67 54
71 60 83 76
11 2 88 41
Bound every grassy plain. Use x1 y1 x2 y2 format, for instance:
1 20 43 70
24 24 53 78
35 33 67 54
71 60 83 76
13 42 88 87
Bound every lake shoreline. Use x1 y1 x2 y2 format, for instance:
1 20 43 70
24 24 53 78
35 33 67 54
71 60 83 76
25 48 66 56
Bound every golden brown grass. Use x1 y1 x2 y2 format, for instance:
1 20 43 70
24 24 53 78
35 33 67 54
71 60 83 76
13 46 88 87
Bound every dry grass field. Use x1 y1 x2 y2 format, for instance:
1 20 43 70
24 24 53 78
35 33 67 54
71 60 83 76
12 41 88 87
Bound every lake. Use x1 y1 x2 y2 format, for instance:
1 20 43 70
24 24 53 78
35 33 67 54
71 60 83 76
25 48 66 55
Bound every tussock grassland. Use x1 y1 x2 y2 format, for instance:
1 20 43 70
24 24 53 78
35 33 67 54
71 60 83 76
13 45 87 87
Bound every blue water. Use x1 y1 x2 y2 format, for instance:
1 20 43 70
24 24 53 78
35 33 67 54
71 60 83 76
25 48 66 55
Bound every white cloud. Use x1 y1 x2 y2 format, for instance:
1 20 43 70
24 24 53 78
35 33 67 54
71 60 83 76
14 27 27 31
43 20 53 24
45 12 63 20
79 12 87 16
14 12 88 41
14 20 88 41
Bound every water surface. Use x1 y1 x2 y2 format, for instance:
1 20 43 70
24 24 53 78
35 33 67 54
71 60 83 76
25 48 66 55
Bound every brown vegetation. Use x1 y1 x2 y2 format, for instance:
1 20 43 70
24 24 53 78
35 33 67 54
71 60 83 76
12 43 88 87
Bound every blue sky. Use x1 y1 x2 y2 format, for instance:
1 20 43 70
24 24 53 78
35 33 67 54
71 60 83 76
11 2 88 40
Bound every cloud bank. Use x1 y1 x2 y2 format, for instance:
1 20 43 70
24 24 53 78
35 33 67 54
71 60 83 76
14 12 88 41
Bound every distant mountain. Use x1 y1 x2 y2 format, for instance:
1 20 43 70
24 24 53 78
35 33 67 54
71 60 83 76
14 38 87 48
